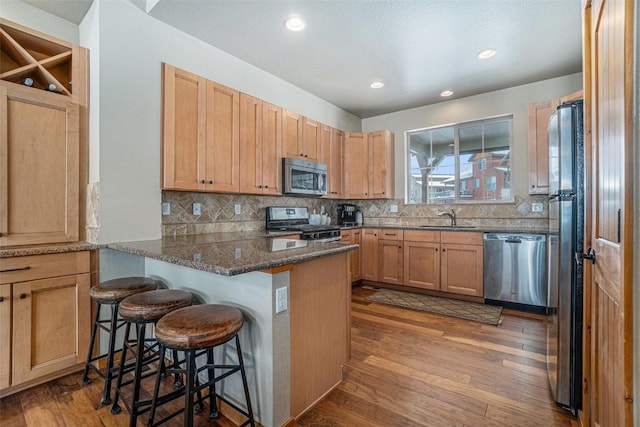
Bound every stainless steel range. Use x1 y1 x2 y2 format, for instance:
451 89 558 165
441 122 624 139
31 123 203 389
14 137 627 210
266 206 341 242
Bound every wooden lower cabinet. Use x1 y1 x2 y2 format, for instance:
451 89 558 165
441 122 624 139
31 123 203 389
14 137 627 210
377 229 404 285
340 229 362 283
0 251 91 396
440 243 483 297
361 229 378 281
403 240 440 290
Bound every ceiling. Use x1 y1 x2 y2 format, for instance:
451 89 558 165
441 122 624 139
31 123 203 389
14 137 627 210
24 0 583 119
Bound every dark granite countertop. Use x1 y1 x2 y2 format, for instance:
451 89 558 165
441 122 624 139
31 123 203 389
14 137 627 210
340 224 548 234
108 231 357 276
0 241 102 258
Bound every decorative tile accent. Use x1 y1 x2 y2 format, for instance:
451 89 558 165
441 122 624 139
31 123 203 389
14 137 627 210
161 192 549 236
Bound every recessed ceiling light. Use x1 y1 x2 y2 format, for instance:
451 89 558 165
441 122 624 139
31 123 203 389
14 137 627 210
477 48 498 59
440 90 454 97
284 14 306 31
370 81 384 89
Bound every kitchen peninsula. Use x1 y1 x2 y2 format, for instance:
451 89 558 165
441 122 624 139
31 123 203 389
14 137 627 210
105 231 357 427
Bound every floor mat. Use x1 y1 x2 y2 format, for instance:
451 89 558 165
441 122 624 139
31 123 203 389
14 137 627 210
364 288 503 326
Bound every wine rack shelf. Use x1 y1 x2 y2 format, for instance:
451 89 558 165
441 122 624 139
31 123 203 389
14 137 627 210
0 19 76 96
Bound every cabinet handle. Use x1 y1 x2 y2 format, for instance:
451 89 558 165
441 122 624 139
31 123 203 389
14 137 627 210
435 248 438 252
258 185 262 188
0 296 4 303
208 180 213 184
0 266 31 273
0 232 3 237
200 179 205 184
19 293 28 299
265 185 269 188
442 249 446 252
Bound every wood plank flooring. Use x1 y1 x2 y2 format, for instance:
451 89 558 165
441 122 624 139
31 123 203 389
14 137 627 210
0 285 580 427
294 286 580 427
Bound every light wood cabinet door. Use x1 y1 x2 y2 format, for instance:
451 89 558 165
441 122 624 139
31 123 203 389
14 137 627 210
301 117 320 162
261 101 283 195
350 229 362 281
361 229 378 281
0 284 9 389
403 240 440 290
368 130 394 199
0 85 79 246
205 81 239 192
343 132 369 198
329 129 344 198
282 109 303 159
440 243 483 297
162 64 207 191
378 238 403 285
239 95 282 195
12 272 90 386
527 99 559 195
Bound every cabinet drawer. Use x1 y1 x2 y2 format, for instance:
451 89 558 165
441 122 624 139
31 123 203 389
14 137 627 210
379 229 403 240
441 231 483 245
0 252 90 285
404 230 440 242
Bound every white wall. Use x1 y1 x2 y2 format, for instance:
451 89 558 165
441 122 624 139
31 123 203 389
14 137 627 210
0 1 78 43
362 73 583 199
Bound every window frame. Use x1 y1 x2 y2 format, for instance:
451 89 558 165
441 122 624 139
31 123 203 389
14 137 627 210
405 114 514 204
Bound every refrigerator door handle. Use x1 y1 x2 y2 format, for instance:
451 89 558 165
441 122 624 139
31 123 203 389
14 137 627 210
575 247 596 265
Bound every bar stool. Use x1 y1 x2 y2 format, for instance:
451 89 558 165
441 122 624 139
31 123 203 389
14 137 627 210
82 277 160 405
110 289 193 426
148 304 256 427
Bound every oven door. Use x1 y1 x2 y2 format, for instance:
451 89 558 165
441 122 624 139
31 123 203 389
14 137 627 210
283 158 327 196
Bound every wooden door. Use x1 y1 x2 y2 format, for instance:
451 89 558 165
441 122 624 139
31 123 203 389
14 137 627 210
343 132 369 198
301 117 320 161
205 81 239 192
161 64 206 191
440 243 483 297
0 84 79 246
361 229 378 282
238 93 263 194
583 0 634 425
527 99 559 194
369 130 394 199
12 273 90 385
0 284 9 389
378 239 403 285
403 240 440 290
282 109 303 159
261 101 282 195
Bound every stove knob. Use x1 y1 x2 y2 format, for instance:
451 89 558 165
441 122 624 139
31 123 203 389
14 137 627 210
313 233 319 239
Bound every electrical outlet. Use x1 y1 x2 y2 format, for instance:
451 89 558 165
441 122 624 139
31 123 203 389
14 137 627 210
193 203 201 215
162 202 170 216
235 248 242 259
532 203 543 213
275 287 288 313
234 204 242 215
390 204 398 213
192 252 201 262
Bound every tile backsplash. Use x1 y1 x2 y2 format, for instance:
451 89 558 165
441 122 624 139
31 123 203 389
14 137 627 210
161 191 549 235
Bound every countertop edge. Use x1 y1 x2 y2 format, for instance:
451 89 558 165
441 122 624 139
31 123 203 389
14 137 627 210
0 242 103 258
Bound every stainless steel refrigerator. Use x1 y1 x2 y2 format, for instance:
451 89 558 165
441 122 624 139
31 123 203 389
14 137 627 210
546 100 584 415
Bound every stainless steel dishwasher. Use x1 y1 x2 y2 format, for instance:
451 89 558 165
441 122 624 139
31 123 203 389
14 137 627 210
483 233 547 308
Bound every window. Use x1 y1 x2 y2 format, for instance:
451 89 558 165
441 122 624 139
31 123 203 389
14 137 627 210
407 115 512 203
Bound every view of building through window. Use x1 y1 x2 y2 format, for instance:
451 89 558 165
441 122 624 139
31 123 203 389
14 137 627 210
407 115 513 204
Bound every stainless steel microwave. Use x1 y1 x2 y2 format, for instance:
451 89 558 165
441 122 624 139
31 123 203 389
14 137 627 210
283 158 327 196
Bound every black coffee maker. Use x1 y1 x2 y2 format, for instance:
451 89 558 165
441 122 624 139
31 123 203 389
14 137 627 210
337 204 358 226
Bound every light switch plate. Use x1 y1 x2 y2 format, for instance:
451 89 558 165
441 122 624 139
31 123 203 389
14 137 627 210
162 202 170 216
234 204 242 215
532 203 543 213
390 204 398 213
275 287 288 313
193 203 201 215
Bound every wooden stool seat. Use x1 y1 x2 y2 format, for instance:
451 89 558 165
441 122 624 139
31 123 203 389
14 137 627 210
118 289 193 322
155 304 244 349
89 276 159 302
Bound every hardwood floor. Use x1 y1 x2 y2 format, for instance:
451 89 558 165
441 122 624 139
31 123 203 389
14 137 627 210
0 285 580 427
294 286 580 427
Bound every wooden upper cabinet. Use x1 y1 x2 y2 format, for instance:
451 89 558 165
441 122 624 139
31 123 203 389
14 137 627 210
0 85 79 246
321 125 343 198
369 130 394 199
239 94 282 195
162 64 207 191
205 81 239 192
528 99 559 195
343 132 369 198
301 117 321 162
162 64 240 193
282 109 304 159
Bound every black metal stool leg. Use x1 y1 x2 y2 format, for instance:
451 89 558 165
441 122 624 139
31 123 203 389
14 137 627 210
236 335 256 427
184 350 195 427
110 320 132 415
82 300 102 385
129 323 147 427
101 303 119 405
172 350 183 387
207 347 219 420
148 344 166 427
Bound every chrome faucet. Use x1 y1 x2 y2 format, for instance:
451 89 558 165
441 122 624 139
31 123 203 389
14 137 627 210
437 209 457 227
